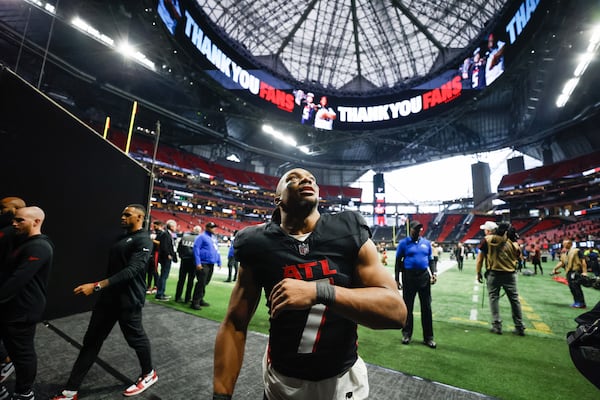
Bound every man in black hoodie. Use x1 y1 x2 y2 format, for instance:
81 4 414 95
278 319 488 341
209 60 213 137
52 204 157 400
0 206 53 400
0 196 25 388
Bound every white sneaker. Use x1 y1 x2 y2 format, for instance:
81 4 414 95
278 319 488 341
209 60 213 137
123 370 158 397
0 362 14 383
0 385 9 400
50 390 78 400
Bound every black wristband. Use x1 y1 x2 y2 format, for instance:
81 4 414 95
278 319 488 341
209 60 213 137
213 394 232 400
316 281 336 306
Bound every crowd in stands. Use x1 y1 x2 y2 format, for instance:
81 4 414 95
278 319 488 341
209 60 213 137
102 127 600 262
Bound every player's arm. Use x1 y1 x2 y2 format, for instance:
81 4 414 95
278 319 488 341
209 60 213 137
581 254 588 275
394 243 404 284
475 251 485 283
0 242 51 303
213 263 261 397
334 238 406 329
269 239 406 329
552 259 565 275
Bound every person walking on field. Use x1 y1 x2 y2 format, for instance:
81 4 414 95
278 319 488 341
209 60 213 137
476 221 525 336
52 204 158 400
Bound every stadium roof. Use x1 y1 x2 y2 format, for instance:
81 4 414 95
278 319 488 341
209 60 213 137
1 0 599 186
197 0 506 95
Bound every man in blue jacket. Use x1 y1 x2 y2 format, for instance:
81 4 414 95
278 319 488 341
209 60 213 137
395 220 437 349
191 222 221 310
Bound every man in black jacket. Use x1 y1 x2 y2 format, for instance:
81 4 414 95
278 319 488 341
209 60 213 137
175 225 201 304
0 206 53 400
52 204 157 400
0 196 25 387
155 219 177 301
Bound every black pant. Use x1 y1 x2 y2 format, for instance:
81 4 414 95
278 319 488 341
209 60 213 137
175 258 195 302
146 252 158 288
0 339 8 361
0 321 36 394
532 259 543 274
567 271 586 305
65 305 152 391
227 257 238 281
456 256 464 271
192 263 214 305
402 269 434 340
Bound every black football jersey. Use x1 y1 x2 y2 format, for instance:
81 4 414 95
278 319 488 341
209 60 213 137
234 211 371 381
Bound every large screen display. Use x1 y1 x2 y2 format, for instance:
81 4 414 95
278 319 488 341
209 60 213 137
158 0 541 131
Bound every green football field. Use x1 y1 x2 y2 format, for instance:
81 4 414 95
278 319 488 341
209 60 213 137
153 248 600 400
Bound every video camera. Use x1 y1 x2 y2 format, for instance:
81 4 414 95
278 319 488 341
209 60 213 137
577 274 600 290
496 222 519 242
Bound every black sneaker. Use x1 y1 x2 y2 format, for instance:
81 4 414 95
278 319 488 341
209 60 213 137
200 301 210 307
12 391 34 400
490 320 503 335
401 336 411 345
512 327 525 336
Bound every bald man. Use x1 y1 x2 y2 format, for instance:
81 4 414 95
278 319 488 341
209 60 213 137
0 206 54 400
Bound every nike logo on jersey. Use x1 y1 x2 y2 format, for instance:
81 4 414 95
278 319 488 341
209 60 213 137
142 248 150 252
127 238 133 242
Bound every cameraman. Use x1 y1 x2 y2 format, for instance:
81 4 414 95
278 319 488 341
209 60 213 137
552 239 588 308
476 221 525 336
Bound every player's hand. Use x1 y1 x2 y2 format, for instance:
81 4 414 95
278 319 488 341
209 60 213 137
196 264 203 271
74 283 94 296
430 274 437 285
269 278 316 319
477 272 483 284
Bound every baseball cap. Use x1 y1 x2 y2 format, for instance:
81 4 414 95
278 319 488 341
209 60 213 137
205 222 217 228
409 220 423 231
480 221 498 231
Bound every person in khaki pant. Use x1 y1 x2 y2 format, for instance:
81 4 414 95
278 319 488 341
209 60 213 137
476 221 525 336
552 239 588 308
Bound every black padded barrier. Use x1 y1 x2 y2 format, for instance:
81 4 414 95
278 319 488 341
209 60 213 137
0 65 152 320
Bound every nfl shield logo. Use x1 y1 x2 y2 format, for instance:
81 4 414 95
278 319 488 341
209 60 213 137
298 242 309 255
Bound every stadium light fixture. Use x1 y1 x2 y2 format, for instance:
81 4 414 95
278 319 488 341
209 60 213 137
116 42 156 71
556 24 599 107
71 17 114 46
24 0 55 15
262 124 297 147
70 15 155 71
226 154 241 163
